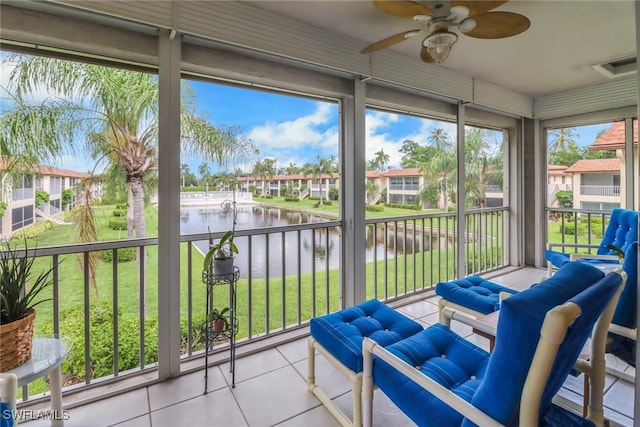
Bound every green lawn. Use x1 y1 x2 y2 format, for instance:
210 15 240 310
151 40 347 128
14 201 501 390
254 195 443 218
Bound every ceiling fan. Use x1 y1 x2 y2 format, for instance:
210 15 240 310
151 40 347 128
361 0 530 64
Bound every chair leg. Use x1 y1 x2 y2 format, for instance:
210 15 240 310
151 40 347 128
362 338 375 427
307 337 363 427
307 336 316 390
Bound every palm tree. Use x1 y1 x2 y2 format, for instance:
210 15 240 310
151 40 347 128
180 163 190 189
2 54 252 241
198 161 211 190
308 155 336 206
419 128 456 212
549 127 579 152
373 149 390 171
464 128 503 208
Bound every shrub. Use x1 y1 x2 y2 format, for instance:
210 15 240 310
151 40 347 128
112 209 127 217
384 203 419 210
109 218 128 230
328 188 339 201
284 197 300 202
561 221 587 236
322 200 333 206
115 203 128 210
11 220 55 240
41 304 158 382
35 189 49 208
100 247 137 263
467 247 503 273
61 189 73 210
366 204 384 212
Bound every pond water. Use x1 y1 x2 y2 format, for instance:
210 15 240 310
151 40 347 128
180 205 447 278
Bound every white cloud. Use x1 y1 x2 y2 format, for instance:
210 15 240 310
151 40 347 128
247 102 339 157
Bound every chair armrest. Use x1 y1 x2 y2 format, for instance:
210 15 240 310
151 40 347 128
569 253 620 263
362 338 505 427
609 324 637 341
546 242 599 251
441 307 498 338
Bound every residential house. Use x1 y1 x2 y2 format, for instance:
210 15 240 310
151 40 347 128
0 163 89 240
547 164 572 207
564 158 621 210
589 120 639 210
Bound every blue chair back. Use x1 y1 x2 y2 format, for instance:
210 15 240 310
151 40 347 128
597 208 638 256
612 241 637 329
463 262 622 426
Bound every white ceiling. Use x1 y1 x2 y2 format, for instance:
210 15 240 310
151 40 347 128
246 0 636 98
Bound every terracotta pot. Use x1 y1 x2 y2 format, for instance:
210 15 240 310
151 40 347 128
214 318 226 333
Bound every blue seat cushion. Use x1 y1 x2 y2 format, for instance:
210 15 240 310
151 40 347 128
435 276 518 315
373 323 489 427
310 299 423 373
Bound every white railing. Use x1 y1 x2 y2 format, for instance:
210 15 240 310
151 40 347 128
179 191 254 205
580 185 620 197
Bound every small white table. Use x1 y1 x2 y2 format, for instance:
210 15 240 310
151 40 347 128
5 337 70 427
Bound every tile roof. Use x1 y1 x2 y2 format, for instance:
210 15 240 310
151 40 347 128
548 165 570 175
383 168 422 177
564 158 620 173
0 157 90 178
589 121 638 151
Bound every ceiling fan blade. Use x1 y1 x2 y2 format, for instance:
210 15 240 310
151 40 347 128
361 30 422 54
463 11 530 39
420 47 436 63
450 1 508 16
373 0 434 18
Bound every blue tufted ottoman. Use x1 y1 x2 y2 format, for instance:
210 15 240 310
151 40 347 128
307 299 423 427
435 276 518 322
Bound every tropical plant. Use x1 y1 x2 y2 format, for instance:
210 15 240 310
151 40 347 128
604 244 625 260
207 307 230 330
203 230 238 268
1 53 254 243
0 243 58 324
548 127 579 152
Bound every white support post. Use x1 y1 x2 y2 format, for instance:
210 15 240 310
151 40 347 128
456 102 466 278
341 78 367 308
157 29 182 379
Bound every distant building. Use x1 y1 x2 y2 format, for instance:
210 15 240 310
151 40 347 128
547 165 572 207
564 159 621 210
587 120 638 210
0 162 90 240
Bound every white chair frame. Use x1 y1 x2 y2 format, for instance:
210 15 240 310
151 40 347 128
363 270 625 427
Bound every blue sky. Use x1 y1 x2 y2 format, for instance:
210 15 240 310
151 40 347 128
0 53 615 176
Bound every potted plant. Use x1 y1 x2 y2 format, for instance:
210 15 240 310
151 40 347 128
0 243 57 371
208 307 230 334
203 230 238 278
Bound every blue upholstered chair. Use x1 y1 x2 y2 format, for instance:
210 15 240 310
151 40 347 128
307 299 423 427
545 208 638 276
363 262 625 427
435 275 518 322
607 241 637 368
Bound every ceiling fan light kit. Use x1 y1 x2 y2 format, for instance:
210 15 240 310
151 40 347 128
423 31 457 63
363 0 530 64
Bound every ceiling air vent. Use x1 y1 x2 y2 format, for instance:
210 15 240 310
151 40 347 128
592 56 637 79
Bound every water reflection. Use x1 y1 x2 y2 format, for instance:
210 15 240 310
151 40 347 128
180 206 450 278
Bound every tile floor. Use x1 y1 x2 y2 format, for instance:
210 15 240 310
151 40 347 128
18 267 635 427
